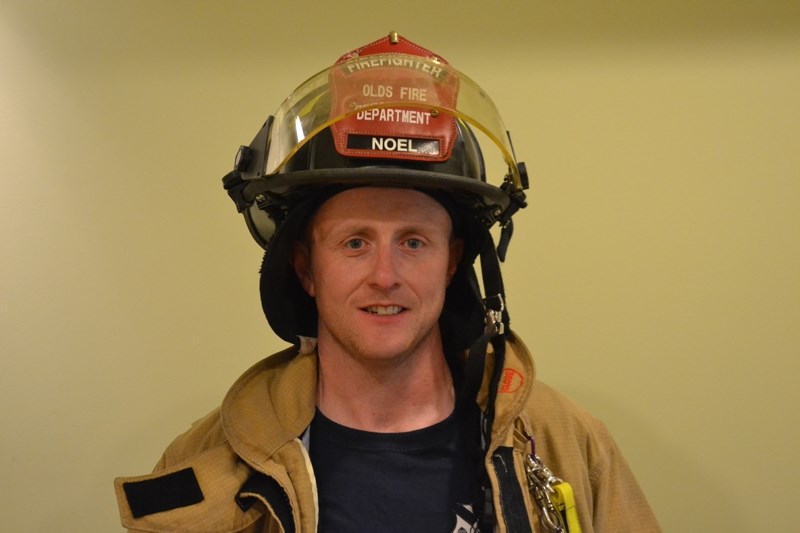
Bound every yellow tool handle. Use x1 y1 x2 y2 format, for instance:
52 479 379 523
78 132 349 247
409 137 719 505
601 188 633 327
552 482 582 533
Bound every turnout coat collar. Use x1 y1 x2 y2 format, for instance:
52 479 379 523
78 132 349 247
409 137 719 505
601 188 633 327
222 331 537 469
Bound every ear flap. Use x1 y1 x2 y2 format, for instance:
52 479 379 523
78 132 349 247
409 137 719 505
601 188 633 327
447 238 464 284
259 195 330 344
439 263 485 354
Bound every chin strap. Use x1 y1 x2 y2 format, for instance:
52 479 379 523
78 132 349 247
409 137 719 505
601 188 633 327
457 234 510 531
464 235 582 533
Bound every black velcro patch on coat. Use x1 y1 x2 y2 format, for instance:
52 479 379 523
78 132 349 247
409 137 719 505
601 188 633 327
122 467 204 518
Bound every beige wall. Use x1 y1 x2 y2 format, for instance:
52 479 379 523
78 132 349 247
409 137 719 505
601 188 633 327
1 1 798 531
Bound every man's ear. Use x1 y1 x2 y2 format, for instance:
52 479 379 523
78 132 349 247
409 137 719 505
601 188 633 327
447 238 464 285
291 242 315 297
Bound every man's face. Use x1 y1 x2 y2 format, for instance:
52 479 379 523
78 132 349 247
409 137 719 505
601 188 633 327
292 187 462 364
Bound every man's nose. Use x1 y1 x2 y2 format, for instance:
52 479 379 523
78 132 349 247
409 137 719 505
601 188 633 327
368 244 401 289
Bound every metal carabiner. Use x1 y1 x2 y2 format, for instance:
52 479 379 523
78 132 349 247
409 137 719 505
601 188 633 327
525 439 566 533
483 293 505 336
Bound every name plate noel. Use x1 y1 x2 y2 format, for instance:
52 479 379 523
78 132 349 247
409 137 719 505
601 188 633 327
330 55 460 162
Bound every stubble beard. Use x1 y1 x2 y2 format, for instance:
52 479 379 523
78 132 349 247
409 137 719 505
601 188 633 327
316 317 445 375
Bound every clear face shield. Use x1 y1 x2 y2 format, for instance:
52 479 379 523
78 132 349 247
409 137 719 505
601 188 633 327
256 52 525 191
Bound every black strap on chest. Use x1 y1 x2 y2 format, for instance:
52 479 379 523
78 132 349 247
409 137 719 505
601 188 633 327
493 447 534 533
236 471 296 533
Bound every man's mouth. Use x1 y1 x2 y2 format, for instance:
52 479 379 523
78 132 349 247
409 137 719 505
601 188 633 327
364 305 404 316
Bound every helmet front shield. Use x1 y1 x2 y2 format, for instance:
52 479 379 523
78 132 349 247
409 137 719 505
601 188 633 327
261 53 524 192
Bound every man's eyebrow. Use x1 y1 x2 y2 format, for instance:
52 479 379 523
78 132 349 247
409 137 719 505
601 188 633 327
312 222 368 244
313 217 449 241
317 221 370 236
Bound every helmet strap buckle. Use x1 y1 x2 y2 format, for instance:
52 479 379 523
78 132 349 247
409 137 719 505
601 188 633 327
483 294 506 336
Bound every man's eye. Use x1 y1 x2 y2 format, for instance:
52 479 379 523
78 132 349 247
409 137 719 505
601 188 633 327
406 238 423 250
346 238 364 250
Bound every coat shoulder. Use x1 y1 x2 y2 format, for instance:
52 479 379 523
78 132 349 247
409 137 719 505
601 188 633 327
156 407 227 469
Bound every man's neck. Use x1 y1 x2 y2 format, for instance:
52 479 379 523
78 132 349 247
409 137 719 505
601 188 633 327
315 340 455 433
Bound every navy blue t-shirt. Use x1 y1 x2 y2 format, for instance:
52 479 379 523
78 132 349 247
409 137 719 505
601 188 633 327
309 408 479 532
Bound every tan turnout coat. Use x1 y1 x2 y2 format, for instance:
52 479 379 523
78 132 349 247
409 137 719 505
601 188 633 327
115 332 661 532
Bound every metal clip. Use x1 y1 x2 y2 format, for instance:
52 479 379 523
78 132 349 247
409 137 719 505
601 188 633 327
525 438 566 533
483 294 505 336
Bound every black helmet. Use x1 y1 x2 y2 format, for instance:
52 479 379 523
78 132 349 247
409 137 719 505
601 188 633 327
223 32 528 350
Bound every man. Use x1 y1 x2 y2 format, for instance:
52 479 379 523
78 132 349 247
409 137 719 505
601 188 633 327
115 33 661 532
